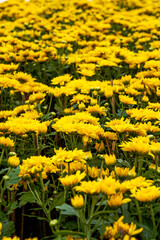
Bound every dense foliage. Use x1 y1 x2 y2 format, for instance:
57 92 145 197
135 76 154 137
0 0 160 239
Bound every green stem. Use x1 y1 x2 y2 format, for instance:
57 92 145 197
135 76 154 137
0 149 5 165
27 181 55 235
120 104 124 118
39 172 45 203
91 216 101 234
0 167 11 210
138 157 143 176
62 133 68 150
95 196 105 213
68 162 70 175
98 159 104 178
47 96 53 114
135 199 142 224
150 203 156 238
134 154 138 170
90 195 97 217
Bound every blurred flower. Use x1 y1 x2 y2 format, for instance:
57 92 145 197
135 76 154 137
71 195 84 209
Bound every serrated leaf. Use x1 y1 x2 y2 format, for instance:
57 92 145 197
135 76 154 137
1 220 15 237
6 167 21 187
48 193 65 211
19 192 36 207
56 203 79 217
7 201 18 214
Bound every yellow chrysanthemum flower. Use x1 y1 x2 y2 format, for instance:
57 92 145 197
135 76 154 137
71 195 84 209
8 155 20 167
52 148 91 165
59 171 86 187
74 180 101 195
119 95 137 105
104 216 143 239
105 154 116 166
108 193 131 208
130 186 160 202
0 136 14 148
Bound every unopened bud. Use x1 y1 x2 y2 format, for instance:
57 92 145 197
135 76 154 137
9 152 16 156
49 219 58 226
3 175 10 181
50 112 56 116
148 135 154 140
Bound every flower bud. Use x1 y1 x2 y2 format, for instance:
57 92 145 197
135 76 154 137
49 219 58 226
9 152 16 156
148 134 154 140
43 105 48 110
53 190 57 194
50 112 56 116
3 175 10 181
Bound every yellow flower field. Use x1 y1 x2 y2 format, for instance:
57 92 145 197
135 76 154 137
0 0 160 239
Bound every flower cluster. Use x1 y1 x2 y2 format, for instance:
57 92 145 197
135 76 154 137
1 0 160 239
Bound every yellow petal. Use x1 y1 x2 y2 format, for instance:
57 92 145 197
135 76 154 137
122 198 131 204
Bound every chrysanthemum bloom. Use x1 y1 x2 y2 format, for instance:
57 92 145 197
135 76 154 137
1 237 20 240
74 180 101 194
51 74 72 86
108 193 131 208
52 148 91 165
106 118 146 136
105 154 116 166
19 156 58 179
86 104 107 116
0 136 14 148
130 185 160 202
149 164 160 173
71 195 84 209
104 216 143 239
115 166 136 178
100 176 120 196
28 92 46 103
119 95 137 105
120 176 154 193
119 136 150 154
88 166 100 178
8 155 20 167
103 131 118 141
59 171 86 187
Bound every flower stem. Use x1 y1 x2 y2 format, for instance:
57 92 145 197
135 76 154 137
0 149 5 165
135 199 142 224
150 203 156 238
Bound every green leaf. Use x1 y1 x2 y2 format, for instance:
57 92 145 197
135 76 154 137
153 203 160 215
23 213 48 222
19 192 36 207
7 201 18 214
56 203 79 217
6 167 21 187
44 180 50 189
48 193 65 211
117 109 127 117
1 220 15 237
0 167 9 175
